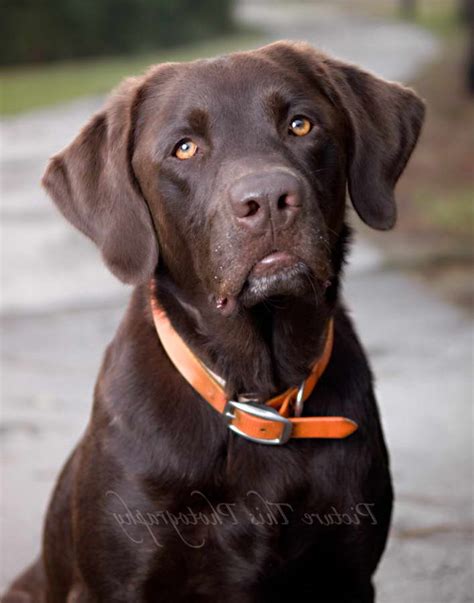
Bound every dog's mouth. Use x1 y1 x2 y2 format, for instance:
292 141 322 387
240 251 311 305
214 251 320 315
249 251 300 279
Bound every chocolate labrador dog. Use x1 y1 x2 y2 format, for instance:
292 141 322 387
5 42 424 602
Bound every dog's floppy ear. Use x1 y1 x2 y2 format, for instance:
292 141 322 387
42 77 158 283
329 60 425 230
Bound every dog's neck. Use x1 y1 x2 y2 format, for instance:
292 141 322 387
153 226 350 400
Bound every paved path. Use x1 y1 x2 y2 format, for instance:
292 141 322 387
1 2 472 601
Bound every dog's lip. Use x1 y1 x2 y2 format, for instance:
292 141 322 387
212 251 304 315
249 251 299 278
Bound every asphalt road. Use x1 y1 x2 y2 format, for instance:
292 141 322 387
1 2 472 601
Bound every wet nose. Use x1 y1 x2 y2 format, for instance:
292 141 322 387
228 170 303 233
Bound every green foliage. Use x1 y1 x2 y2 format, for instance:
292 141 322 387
0 0 234 65
394 0 461 38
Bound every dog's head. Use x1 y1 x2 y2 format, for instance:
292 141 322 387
43 42 424 314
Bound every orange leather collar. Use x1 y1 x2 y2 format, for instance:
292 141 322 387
150 294 357 445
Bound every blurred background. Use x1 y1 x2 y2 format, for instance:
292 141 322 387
1 0 472 600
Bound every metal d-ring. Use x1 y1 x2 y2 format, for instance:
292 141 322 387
294 379 306 417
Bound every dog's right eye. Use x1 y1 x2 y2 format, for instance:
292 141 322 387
288 116 313 137
173 139 198 160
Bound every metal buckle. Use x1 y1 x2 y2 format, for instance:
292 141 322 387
224 399 292 445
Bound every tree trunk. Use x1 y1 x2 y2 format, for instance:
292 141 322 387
400 0 416 18
461 0 474 94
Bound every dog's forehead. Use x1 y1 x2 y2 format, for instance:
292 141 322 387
157 51 317 119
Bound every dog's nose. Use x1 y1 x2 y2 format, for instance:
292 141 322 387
229 171 302 233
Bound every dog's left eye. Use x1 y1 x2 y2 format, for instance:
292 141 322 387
174 139 198 160
288 116 312 137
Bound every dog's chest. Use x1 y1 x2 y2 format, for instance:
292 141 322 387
126 442 365 594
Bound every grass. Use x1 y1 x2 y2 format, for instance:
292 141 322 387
0 30 264 116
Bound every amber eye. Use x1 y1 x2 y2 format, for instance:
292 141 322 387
174 139 198 160
289 116 312 136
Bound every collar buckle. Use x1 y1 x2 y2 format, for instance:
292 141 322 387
224 399 292 445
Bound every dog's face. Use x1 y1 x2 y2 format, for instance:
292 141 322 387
133 51 348 312
43 42 424 314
